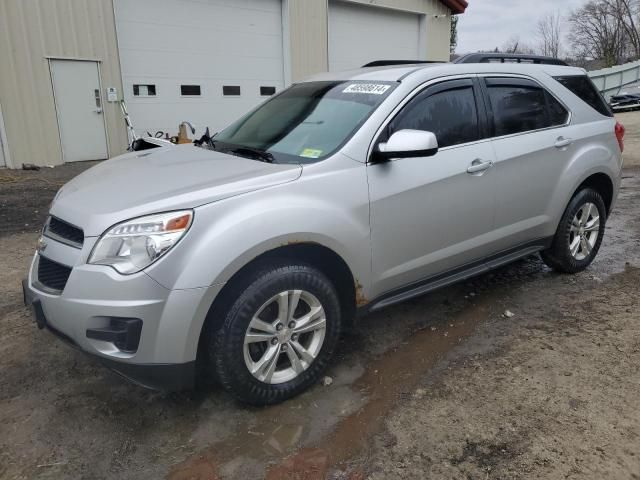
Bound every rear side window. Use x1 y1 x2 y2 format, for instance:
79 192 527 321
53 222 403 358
547 92 570 125
554 75 612 117
389 82 480 148
485 78 569 137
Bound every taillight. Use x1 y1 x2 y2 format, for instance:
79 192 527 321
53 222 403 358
615 121 625 152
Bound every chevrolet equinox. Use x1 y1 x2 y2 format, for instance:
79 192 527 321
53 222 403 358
24 58 625 405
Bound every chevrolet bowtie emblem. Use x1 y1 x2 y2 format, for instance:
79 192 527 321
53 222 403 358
36 236 48 253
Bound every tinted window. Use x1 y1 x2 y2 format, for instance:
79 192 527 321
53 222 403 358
487 85 549 136
486 80 569 137
554 75 612 117
547 92 570 126
389 85 480 148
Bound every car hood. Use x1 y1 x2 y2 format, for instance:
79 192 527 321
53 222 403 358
51 145 302 236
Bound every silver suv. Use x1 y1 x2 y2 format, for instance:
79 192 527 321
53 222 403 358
24 58 625 404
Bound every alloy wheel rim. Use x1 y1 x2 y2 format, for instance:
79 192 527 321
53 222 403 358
243 290 327 384
569 202 600 261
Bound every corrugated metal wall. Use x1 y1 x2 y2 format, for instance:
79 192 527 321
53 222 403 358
288 0 329 82
0 0 453 167
287 0 452 81
0 0 127 168
589 60 640 100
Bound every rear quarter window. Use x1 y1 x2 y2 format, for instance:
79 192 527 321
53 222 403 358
554 75 613 117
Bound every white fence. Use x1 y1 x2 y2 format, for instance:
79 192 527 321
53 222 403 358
588 60 640 99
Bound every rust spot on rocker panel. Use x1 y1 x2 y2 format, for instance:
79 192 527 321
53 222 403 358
355 280 369 307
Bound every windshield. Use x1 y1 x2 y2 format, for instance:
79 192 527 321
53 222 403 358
213 81 397 164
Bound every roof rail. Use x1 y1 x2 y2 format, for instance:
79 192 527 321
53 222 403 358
362 60 444 68
454 53 568 66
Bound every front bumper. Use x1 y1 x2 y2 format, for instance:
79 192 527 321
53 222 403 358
24 281 195 390
24 250 221 391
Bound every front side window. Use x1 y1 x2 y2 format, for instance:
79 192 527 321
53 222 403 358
214 81 397 164
388 81 480 148
485 78 569 137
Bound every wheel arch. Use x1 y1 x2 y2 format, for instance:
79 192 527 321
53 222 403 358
574 172 614 216
196 242 360 369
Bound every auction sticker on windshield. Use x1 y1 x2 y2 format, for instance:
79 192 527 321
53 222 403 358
343 83 391 95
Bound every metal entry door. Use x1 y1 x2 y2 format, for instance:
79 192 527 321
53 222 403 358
50 60 108 162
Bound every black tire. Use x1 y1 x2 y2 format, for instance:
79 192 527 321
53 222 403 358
541 188 607 274
209 262 341 405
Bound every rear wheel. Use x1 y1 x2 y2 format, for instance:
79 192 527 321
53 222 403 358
541 188 606 273
209 262 341 405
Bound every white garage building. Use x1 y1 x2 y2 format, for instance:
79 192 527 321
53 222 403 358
0 0 467 169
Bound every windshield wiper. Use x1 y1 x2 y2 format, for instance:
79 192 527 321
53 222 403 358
223 145 275 163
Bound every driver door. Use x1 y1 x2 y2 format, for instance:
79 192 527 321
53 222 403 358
367 78 497 297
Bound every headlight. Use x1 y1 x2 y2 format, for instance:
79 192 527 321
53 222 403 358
88 210 193 274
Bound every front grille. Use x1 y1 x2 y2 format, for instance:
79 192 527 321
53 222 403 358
37 256 72 292
45 217 84 247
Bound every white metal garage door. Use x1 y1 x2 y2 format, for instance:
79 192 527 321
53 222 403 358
114 0 284 138
329 1 422 72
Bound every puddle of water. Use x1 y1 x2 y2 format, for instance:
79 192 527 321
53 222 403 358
264 267 640 478
167 373 365 479
264 300 492 479
167 297 493 480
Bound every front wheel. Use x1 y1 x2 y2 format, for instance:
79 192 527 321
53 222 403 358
541 188 607 273
209 263 341 405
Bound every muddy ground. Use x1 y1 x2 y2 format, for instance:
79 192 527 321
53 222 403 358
1 130 639 480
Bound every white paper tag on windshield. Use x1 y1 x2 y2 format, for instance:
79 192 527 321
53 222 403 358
343 83 390 95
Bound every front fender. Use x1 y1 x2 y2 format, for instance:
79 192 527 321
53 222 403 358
145 157 371 295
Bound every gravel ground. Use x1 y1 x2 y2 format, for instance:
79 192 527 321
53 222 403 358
0 162 100 238
354 221 640 479
0 116 639 480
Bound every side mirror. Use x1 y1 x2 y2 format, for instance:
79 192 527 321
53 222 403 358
375 129 439 161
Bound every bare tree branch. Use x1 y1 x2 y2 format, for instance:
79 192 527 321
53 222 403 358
602 0 640 59
568 0 628 66
501 35 536 55
537 11 562 58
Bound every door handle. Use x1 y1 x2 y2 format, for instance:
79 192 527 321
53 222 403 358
467 159 494 174
555 137 573 148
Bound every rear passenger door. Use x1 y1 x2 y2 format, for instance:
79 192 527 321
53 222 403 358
482 76 571 250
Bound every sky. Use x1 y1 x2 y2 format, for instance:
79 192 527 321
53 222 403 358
456 0 591 54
